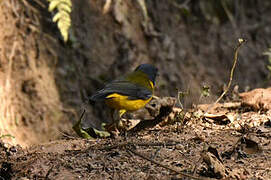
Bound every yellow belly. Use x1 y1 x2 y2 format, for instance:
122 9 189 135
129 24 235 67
105 93 152 111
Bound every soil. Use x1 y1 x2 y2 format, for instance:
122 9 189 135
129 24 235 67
1 95 271 179
1 89 271 179
0 0 271 179
0 0 270 146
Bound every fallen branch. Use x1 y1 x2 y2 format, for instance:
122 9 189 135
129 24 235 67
127 148 210 180
45 164 55 179
99 141 181 151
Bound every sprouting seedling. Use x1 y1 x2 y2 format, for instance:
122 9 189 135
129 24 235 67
0 134 15 139
263 48 271 73
201 85 210 98
177 89 189 109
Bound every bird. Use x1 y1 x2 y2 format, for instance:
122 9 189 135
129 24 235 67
89 63 158 133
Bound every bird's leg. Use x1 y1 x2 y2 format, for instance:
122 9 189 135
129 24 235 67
117 109 132 132
104 109 120 135
116 109 127 130
119 109 126 118
105 109 127 136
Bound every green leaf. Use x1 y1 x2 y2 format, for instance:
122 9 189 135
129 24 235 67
48 0 62 12
201 85 210 97
0 134 15 139
47 0 72 42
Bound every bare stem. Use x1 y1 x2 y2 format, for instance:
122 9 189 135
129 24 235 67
205 38 246 114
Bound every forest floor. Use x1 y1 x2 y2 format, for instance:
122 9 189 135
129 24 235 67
1 88 271 180
1 1 271 179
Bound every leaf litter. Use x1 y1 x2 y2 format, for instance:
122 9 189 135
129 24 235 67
1 87 271 179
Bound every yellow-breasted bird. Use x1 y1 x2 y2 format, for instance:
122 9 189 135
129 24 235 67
91 64 158 131
73 64 158 138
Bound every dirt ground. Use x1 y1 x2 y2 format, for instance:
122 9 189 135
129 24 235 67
0 0 270 145
0 0 271 179
1 88 271 179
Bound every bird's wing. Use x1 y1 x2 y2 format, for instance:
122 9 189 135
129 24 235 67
90 80 152 101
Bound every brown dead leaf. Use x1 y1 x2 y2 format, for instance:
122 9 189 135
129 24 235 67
239 87 271 110
130 97 177 131
240 136 262 155
126 119 141 130
264 119 271 128
103 0 112 14
145 97 176 117
199 145 226 179
197 102 241 113
228 168 250 180
203 113 231 125
113 0 127 24
204 113 227 119
201 151 226 178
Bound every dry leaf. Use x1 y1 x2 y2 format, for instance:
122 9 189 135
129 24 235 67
103 0 112 14
239 87 271 110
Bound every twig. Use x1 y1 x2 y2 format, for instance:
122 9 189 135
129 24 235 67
192 156 203 176
137 142 180 147
99 142 131 151
151 147 162 159
45 165 55 180
6 41 18 89
214 38 246 104
98 141 181 151
33 0 47 9
127 148 207 180
221 0 237 30
21 0 40 14
102 0 112 14
205 38 246 114
5 0 20 17
57 130 77 140
137 0 149 22
169 0 191 10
